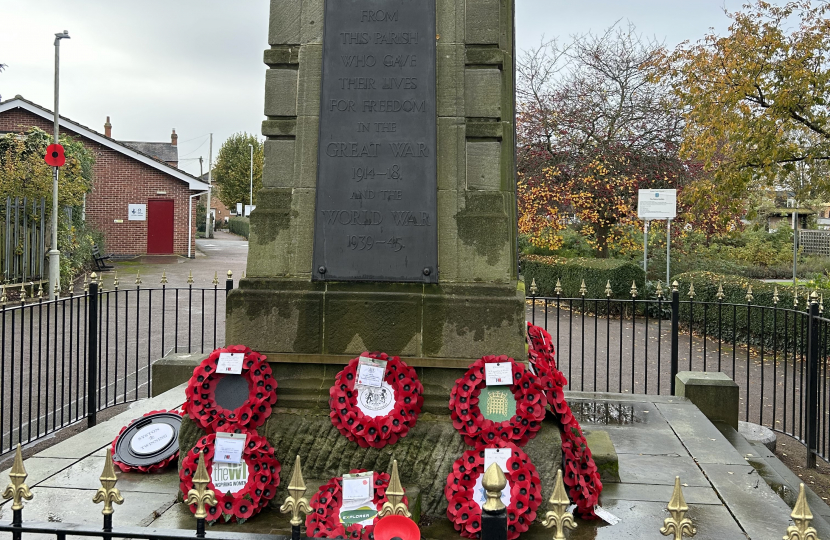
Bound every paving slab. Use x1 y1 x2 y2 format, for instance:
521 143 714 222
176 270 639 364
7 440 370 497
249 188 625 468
35 383 186 459
151 500 294 535
600 482 722 505
568 398 672 427
595 425 686 456
617 454 709 487
39 454 180 495
699 462 793 539
656 402 747 465
0 456 76 488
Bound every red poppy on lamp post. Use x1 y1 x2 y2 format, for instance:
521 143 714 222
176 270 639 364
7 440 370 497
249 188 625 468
45 143 66 167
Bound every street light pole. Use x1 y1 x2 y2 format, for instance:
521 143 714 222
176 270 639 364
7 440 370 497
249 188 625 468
248 143 253 217
50 30 70 301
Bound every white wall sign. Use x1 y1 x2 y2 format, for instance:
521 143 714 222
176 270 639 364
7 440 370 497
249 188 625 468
128 204 147 221
637 189 677 220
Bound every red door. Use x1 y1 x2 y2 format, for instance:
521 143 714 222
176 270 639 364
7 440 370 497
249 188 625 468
147 199 174 254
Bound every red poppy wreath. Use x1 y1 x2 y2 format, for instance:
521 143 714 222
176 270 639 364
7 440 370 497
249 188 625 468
179 430 280 524
449 355 547 447
329 352 424 449
445 441 542 540
306 469 402 539
110 409 183 473
185 345 277 432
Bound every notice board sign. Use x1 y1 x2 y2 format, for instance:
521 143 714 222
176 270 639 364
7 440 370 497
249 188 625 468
637 189 677 220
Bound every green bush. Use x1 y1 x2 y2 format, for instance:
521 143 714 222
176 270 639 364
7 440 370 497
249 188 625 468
672 271 824 353
522 255 645 299
59 216 105 289
228 217 249 239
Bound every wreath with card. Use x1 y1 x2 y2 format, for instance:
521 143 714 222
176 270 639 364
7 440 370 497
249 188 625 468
329 352 424 449
110 409 183 473
444 441 541 540
449 355 547 447
179 430 280 524
184 345 277 433
306 469 401 539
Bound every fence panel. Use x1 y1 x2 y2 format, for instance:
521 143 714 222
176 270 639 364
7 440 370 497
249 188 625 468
1 197 46 285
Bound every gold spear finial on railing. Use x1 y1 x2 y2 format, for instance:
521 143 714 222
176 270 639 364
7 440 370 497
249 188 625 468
606 280 614 298
660 477 696 539
83 273 89 293
280 455 312 526
2 445 33 511
529 278 538 296
687 283 695 299
135 270 142 286
98 272 103 289
212 271 219 287
92 449 124 515
227 270 233 280
784 483 819 540
0 283 7 305
746 285 754 303
811 290 819 305
542 470 576 540
53 281 60 299
187 270 194 285
717 284 725 301
160 271 168 285
113 271 119 288
379 459 411 518
820 295 824 315
482 463 507 513
655 280 664 299
672 280 679 292
630 280 638 298
37 282 44 299
554 278 563 296
186 455 217 520
579 279 588 297
19 286 26 305
773 286 780 305
794 284 799 308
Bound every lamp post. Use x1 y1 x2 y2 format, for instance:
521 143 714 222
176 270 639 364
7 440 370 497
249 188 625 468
248 143 253 217
50 30 70 301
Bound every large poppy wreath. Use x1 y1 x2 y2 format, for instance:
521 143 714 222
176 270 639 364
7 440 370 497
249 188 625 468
329 352 424 449
110 409 183 473
449 355 547 447
178 430 280 524
185 345 277 432
444 441 542 540
527 323 602 520
306 469 402 539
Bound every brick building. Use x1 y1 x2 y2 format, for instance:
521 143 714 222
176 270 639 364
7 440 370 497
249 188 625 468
0 96 209 257
199 171 232 228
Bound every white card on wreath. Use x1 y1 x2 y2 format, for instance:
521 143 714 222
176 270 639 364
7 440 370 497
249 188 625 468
342 471 374 500
485 362 512 386
216 352 244 375
484 448 511 473
214 432 247 464
356 357 387 388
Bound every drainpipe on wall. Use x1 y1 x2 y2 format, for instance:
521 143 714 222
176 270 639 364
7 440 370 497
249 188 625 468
188 192 207 259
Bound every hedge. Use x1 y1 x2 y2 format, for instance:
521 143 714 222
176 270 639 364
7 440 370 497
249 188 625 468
672 271 825 353
521 256 645 300
228 217 249 239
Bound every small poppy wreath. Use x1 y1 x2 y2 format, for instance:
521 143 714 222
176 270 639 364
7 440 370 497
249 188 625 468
329 352 424 449
178 429 280 524
444 441 542 540
306 469 402 539
110 409 183 473
449 355 547 447
185 345 277 432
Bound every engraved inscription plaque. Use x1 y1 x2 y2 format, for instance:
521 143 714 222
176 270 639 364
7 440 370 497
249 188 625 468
312 0 438 283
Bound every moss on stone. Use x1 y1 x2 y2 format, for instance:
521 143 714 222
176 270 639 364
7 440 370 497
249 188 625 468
455 192 509 266
249 188 295 245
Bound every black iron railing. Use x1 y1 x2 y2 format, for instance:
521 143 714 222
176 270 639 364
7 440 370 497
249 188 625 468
0 274 234 456
528 283 830 466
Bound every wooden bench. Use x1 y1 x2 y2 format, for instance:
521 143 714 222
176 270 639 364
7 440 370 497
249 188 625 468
92 244 113 271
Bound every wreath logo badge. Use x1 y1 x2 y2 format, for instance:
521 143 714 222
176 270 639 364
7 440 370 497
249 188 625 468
359 386 393 411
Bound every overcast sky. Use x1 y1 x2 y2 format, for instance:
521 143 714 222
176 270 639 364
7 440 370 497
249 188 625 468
0 0 739 177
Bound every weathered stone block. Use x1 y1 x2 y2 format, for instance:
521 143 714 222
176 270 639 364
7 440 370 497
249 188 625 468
264 45 300 66
675 371 740 430
269 0 301 45
151 352 207 397
300 0 324 44
297 44 322 116
465 47 504 66
454 191 512 280
263 140 296 188
288 187 316 275
466 141 501 190
437 44 465 117
261 118 297 138
437 189 459 281
438 117 465 191
294 116 319 188
437 0 465 44
465 69 502 118
465 0 500 44
584 429 621 483
264 68 298 117
466 120 504 139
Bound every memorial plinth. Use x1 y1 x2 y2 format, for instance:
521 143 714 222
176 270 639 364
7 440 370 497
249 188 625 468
226 0 525 364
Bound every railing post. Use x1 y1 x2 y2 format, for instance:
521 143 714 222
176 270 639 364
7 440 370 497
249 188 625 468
225 270 233 298
670 282 680 395
806 292 820 469
87 274 99 428
480 464 507 540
